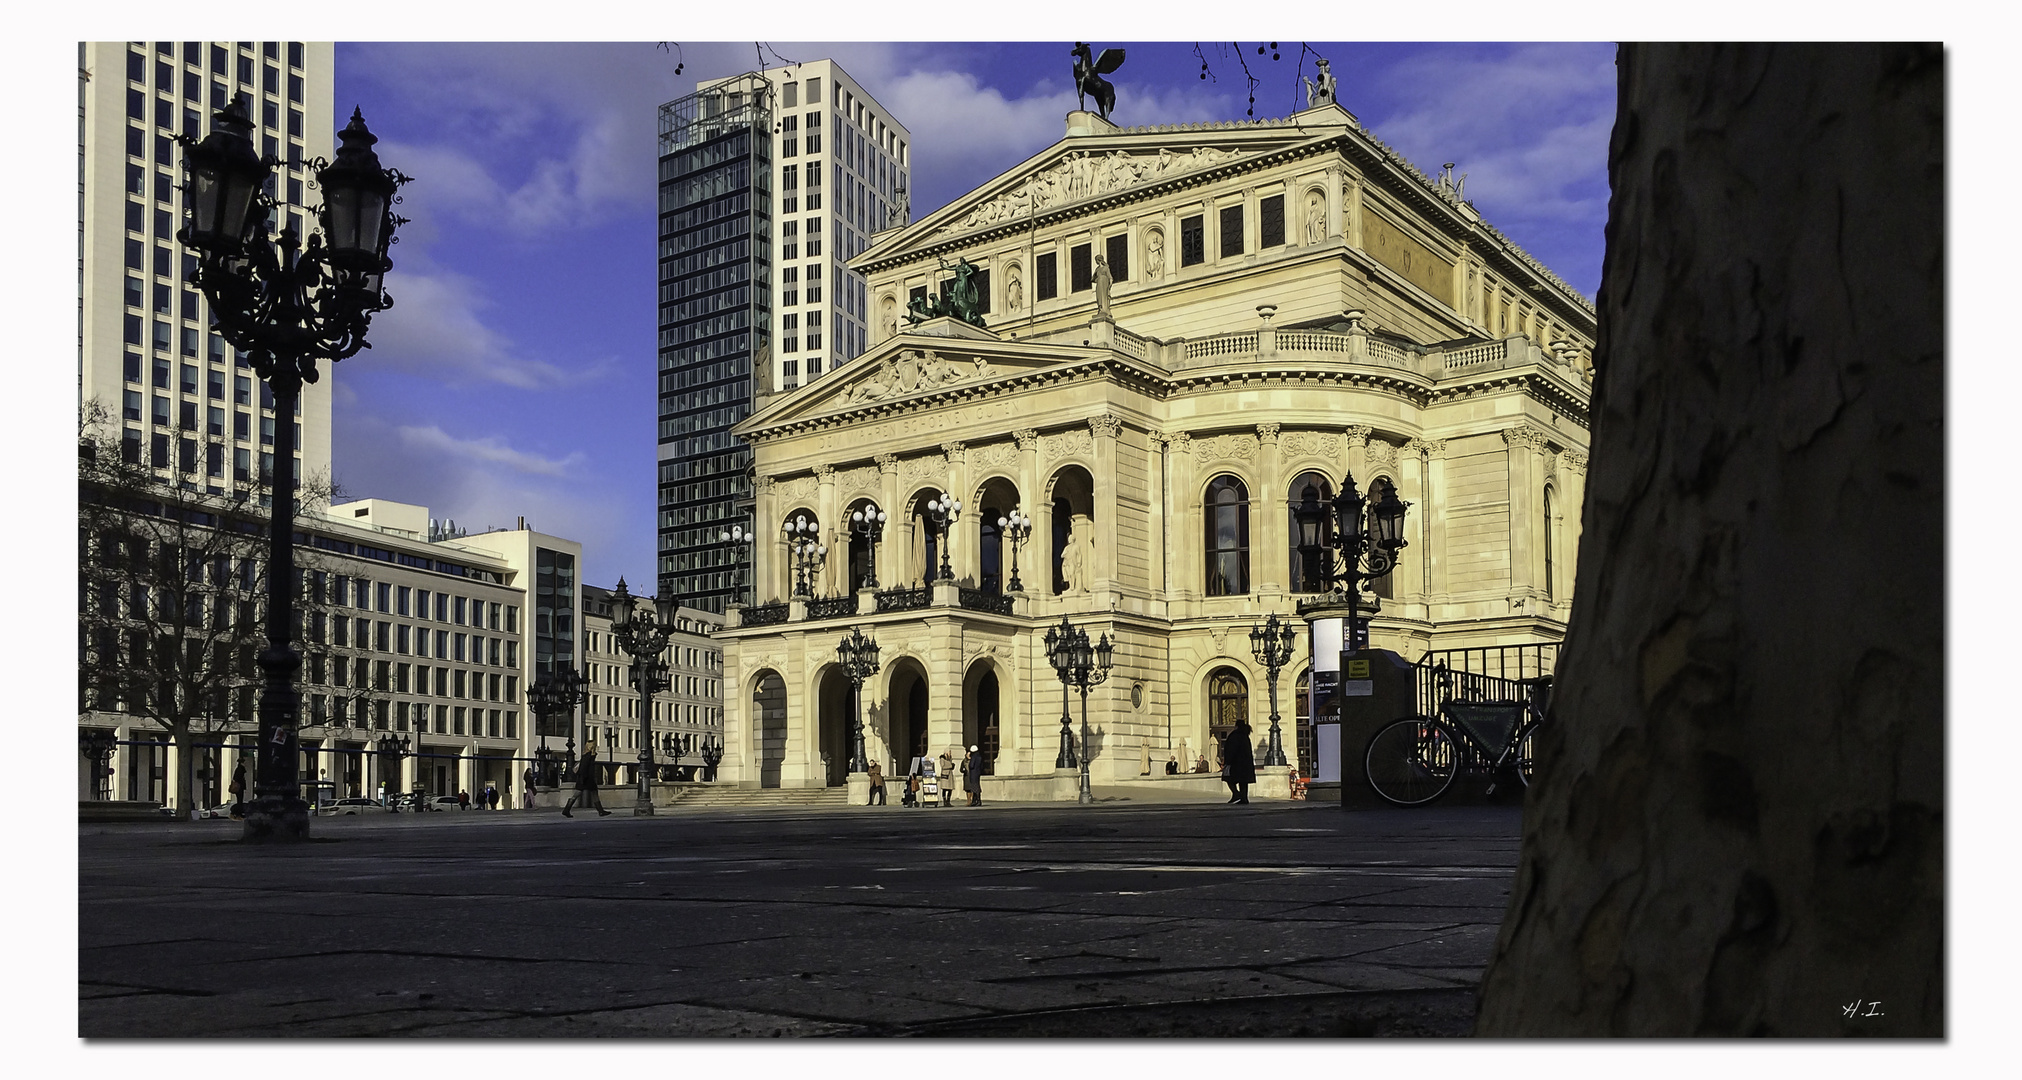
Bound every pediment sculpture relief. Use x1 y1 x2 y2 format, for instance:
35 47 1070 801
843 349 995 406
958 146 1250 231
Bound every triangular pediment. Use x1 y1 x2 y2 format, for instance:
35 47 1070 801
859 107 1359 270
737 332 1101 435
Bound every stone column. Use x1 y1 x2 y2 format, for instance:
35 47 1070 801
1168 432 1197 601
1344 425 1372 487
1088 415 1123 595
754 476 778 604
1503 426 1550 611
814 464 838 597
1399 439 1437 607
1255 423 1284 596
1418 439 1450 606
1012 430 1041 597
943 441 971 583
876 454 900 589
781 630 810 787
1148 434 1169 597
1342 174 1361 249
1558 448 1590 602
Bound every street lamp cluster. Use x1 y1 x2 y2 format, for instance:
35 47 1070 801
177 96 410 841
835 627 882 774
850 506 888 589
924 492 962 582
605 577 677 817
998 508 1033 592
526 665 589 787
784 515 828 598
1044 617 1116 805
1291 472 1409 650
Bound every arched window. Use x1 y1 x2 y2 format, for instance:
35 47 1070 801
1287 471 1333 593
1205 475 1249 596
845 500 880 593
1207 667 1249 769
1542 486 1556 599
780 510 821 598
978 505 1003 594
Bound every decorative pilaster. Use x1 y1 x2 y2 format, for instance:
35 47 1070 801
1396 440 1432 605
813 465 838 596
1411 440 1450 604
1344 424 1373 484
1255 423 1283 594
1088 416 1123 592
1168 433 1197 601
1558 448 1590 601
1502 425 1552 607
754 476 779 602
943 442 970 582
875 455 900 589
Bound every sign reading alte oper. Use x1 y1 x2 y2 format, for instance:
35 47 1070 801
714 95 1596 801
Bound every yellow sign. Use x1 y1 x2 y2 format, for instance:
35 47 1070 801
1346 659 1370 679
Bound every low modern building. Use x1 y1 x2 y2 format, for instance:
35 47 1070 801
711 101 1596 798
78 496 586 810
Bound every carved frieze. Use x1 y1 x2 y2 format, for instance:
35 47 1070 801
1280 431 1341 460
836 466 879 494
842 349 995 406
1365 439 1398 471
1344 425 1373 448
1043 429 1095 459
956 145 1251 233
1012 428 1041 451
902 454 949 484
1502 425 1552 452
974 442 1020 469
1088 415 1124 440
777 475 818 501
1559 448 1589 474
1192 432 1257 464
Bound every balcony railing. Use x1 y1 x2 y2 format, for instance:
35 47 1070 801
958 588 1014 615
875 583 932 613
741 602 789 627
805 595 856 621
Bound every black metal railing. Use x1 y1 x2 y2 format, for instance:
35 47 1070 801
806 595 857 621
1414 642 1559 717
742 602 790 627
958 587 1014 614
876 582 932 612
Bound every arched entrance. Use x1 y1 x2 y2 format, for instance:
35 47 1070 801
961 660 1003 775
814 665 853 786
1206 666 1249 771
887 658 931 773
753 670 787 788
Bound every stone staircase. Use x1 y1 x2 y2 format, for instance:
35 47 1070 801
660 785 851 811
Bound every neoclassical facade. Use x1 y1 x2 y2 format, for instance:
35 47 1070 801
714 103 1595 795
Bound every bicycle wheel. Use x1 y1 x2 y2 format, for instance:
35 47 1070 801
1365 718 1457 806
1514 727 1535 788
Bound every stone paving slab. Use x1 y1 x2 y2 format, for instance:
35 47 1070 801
79 802 1521 1038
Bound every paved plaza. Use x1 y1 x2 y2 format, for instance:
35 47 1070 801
79 797 1523 1037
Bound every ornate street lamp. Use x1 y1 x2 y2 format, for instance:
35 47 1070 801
80 728 118 803
998 507 1033 593
1044 616 1115 805
1248 614 1298 767
178 98 410 842
606 577 676 816
783 515 827 599
526 665 588 789
700 737 724 782
925 491 962 582
374 732 411 804
835 627 882 775
718 522 752 606
849 505 888 590
1291 470 1410 651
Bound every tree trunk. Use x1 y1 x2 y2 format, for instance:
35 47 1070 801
1475 44 1942 1037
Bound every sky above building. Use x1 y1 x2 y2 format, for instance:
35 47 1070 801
328 40 1616 592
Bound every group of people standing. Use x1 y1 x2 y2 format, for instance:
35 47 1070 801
867 747 985 808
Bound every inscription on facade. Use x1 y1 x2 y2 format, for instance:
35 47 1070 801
1361 203 1454 306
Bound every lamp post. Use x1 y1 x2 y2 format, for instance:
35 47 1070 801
374 732 410 805
1292 472 1410 650
1044 617 1115 805
177 98 409 841
998 507 1033 592
784 515 828 598
700 737 724 782
835 627 882 774
849 505 888 590
606 577 675 817
526 666 587 789
718 523 752 605
80 729 117 803
1248 613 1297 767
925 491 962 582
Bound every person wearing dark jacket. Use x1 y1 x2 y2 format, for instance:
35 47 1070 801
1221 721 1256 804
961 746 984 806
563 743 612 817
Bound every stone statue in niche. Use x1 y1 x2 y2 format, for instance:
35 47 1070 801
1006 267 1024 310
1306 190 1326 244
1144 230 1165 279
1059 514 1095 594
1093 254 1113 317
880 296 897 339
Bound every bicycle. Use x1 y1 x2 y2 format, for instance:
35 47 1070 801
1363 676 1549 807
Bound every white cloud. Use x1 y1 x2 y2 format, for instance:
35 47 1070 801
395 425 584 478
357 264 574 389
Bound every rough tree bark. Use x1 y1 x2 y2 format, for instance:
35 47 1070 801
1474 43 1943 1037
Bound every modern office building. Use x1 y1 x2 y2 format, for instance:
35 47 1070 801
580 587 724 782
78 41 337 501
657 62 911 615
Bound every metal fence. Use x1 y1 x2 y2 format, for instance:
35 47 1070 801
1414 642 1559 717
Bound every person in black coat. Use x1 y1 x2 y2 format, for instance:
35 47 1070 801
961 746 984 807
1221 720 1257 804
563 743 612 817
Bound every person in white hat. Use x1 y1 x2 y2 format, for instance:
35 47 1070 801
961 745 985 806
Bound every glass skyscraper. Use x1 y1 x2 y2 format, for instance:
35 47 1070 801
656 75 772 613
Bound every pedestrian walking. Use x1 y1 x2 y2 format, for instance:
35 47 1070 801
961 746 983 806
457 789 469 811
563 743 612 817
485 785 499 810
867 762 886 805
228 761 246 813
1221 720 1256 804
937 751 956 806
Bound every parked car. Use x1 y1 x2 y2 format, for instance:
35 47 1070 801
425 796 462 812
199 803 237 819
319 797 384 816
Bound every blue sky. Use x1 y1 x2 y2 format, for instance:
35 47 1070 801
329 41 1616 592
